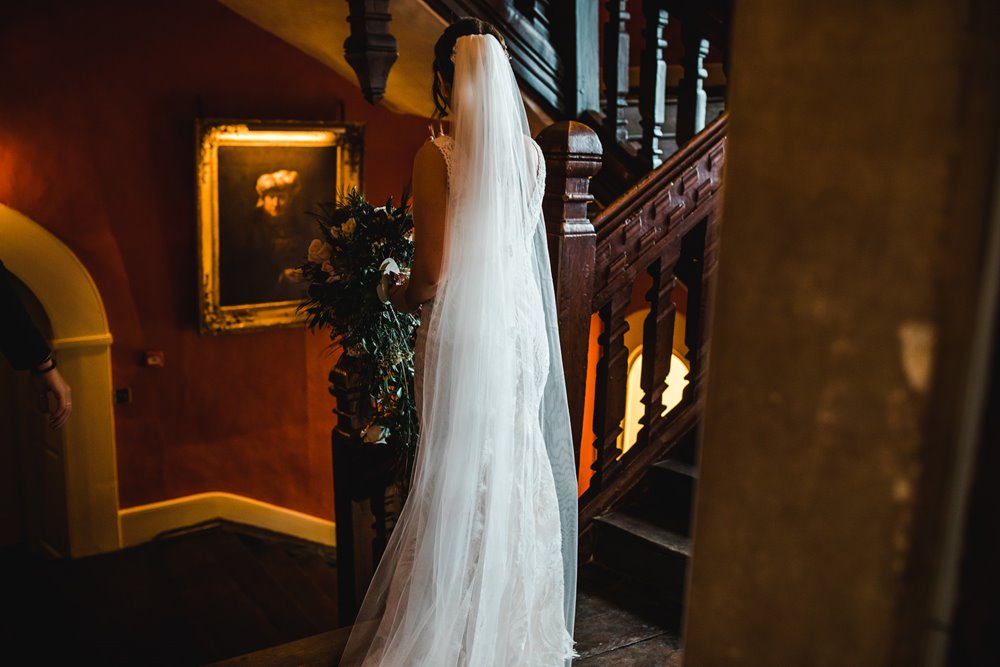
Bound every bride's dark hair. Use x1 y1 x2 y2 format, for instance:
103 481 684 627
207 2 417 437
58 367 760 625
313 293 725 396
432 17 509 119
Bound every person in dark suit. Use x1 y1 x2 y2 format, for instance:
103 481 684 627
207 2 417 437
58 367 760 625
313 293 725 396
0 258 72 429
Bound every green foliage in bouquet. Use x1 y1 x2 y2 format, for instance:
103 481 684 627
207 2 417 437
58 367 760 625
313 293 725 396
298 186 420 486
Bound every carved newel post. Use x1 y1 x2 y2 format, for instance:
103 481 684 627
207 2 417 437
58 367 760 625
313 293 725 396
330 352 400 623
535 121 603 470
344 0 398 105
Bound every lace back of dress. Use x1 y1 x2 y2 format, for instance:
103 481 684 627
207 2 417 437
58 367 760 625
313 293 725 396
429 132 544 258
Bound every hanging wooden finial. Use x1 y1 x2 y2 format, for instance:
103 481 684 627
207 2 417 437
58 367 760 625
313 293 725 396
343 0 399 105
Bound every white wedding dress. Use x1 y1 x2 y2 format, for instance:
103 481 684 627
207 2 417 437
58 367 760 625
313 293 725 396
339 33 579 667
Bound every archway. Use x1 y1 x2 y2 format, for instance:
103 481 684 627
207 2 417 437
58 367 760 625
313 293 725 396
0 204 119 556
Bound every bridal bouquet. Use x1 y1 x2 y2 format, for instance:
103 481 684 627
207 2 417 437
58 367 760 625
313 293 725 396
298 187 420 481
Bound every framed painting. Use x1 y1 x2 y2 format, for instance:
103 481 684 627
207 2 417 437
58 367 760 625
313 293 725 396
196 119 363 334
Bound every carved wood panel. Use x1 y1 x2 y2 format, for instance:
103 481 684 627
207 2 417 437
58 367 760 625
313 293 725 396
591 121 725 308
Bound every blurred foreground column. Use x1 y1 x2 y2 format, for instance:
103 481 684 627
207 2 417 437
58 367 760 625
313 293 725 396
684 2 1000 666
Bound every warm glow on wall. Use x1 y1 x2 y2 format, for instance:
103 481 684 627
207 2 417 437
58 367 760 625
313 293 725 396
210 127 341 146
617 348 690 458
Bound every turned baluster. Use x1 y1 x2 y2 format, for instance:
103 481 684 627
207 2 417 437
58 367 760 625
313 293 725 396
591 291 632 487
513 0 537 19
638 5 669 169
684 208 723 401
676 221 710 405
536 121 603 470
565 0 601 117
602 0 630 144
676 27 710 146
635 246 681 452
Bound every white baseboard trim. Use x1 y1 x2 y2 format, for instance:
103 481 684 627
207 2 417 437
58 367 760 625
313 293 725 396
119 492 336 548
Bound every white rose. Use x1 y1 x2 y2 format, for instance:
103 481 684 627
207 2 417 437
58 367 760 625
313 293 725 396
322 262 342 284
361 423 389 444
307 239 333 263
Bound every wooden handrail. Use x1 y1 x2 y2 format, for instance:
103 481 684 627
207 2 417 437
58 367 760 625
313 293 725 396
592 112 727 238
539 112 728 540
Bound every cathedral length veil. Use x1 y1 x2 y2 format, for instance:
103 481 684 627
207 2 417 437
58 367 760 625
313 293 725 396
339 33 578 666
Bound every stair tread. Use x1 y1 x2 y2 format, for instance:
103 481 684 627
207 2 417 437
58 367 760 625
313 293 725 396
618 497 693 538
594 510 692 557
651 458 698 479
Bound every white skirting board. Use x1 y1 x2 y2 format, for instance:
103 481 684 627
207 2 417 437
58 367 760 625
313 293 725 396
119 492 336 547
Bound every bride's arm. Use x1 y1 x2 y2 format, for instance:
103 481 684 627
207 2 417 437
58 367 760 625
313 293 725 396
390 141 447 312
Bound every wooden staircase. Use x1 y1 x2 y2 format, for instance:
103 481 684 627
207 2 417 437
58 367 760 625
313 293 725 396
592 427 699 607
538 108 726 578
537 0 730 617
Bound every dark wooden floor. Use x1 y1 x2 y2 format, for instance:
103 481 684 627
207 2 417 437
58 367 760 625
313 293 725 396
1 522 340 666
219 560 683 665
2 523 681 665
573 561 683 665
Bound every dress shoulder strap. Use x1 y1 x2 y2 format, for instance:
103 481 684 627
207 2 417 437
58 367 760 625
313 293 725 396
429 134 455 186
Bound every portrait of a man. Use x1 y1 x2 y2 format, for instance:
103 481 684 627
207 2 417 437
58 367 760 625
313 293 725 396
197 120 363 334
218 164 313 306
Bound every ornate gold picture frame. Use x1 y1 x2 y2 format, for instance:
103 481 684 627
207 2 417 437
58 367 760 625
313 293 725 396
196 119 363 334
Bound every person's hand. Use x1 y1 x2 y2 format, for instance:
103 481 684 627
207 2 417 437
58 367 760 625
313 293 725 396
387 273 412 312
280 267 304 284
31 364 72 430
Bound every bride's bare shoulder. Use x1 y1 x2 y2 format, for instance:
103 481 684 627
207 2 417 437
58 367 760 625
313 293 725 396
414 136 448 172
413 137 449 203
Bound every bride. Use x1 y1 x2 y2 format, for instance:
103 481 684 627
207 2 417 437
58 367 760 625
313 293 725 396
339 18 580 666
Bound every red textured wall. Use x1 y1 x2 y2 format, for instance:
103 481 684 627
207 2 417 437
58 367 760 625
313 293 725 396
0 0 432 518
